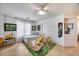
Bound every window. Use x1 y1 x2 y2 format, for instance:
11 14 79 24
24 23 31 35
17 21 24 38
17 21 31 38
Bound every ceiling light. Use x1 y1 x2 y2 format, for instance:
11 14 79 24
43 7 48 10
38 10 47 15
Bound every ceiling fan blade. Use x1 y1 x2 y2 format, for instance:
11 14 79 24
34 6 41 10
42 3 49 11
33 3 49 11
41 3 48 8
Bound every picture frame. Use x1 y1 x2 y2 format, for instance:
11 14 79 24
67 23 73 29
37 25 41 31
58 23 63 38
4 23 17 31
64 23 73 34
32 26 36 31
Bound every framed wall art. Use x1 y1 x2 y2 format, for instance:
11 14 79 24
65 23 73 34
67 23 73 29
58 23 63 38
37 25 41 31
32 26 36 31
4 23 17 31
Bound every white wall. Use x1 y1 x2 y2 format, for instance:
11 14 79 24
4 15 17 37
31 22 37 34
37 14 64 46
77 20 79 34
37 15 78 46
0 13 33 42
64 18 77 46
0 13 4 37
0 12 77 46
0 14 18 41
0 14 18 37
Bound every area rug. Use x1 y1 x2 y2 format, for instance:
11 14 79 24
23 42 56 56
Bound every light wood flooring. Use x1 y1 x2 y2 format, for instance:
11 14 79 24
0 42 79 56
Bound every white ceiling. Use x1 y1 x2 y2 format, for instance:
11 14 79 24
0 3 79 21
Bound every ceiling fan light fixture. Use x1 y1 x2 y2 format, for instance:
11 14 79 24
38 10 47 15
43 7 48 10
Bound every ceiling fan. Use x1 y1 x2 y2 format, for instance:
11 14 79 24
34 3 48 15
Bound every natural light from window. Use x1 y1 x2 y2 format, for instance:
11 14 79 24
17 21 31 38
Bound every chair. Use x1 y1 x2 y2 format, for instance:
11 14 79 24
27 40 44 51
44 37 56 49
4 34 15 46
0 38 4 48
27 35 45 52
